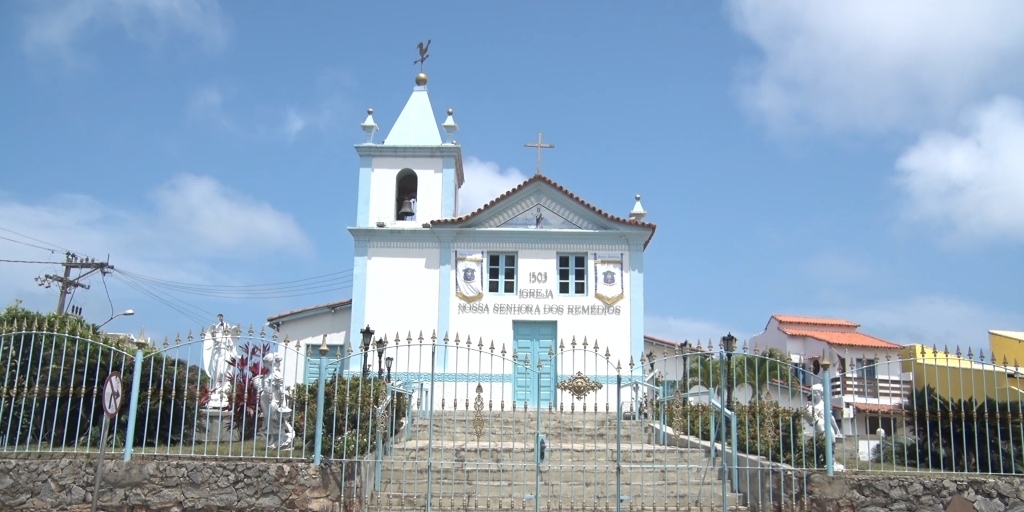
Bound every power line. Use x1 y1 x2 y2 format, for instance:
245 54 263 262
116 268 353 290
0 258 63 264
0 227 69 252
0 234 58 252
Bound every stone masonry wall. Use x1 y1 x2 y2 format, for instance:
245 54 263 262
801 473 1024 512
0 457 373 512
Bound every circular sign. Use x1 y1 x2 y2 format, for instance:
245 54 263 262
102 372 123 419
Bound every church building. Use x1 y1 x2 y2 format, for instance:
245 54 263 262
268 69 656 407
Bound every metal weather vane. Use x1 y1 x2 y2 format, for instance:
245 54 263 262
414 40 431 71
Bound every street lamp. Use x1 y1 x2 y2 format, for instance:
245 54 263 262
376 337 387 379
385 356 394 383
98 309 134 329
722 332 738 407
360 325 374 378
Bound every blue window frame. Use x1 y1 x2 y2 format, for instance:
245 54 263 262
488 252 517 294
557 253 586 295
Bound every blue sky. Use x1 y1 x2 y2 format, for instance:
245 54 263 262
1 1 1022 353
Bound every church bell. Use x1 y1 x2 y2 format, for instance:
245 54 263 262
398 199 415 219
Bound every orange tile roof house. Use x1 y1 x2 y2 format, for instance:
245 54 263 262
748 314 911 449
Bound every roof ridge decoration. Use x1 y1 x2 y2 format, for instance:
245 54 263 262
430 174 656 247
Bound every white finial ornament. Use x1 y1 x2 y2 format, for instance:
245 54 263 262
361 108 379 143
629 194 647 221
443 108 458 143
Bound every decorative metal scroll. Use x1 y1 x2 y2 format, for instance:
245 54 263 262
471 383 486 441
556 371 603 401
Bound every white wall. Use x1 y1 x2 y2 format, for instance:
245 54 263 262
270 308 351 388
447 248 633 376
368 156 444 225
363 246 440 368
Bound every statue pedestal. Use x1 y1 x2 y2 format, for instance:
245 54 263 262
197 409 237 443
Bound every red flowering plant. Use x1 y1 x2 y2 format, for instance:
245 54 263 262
225 342 270 440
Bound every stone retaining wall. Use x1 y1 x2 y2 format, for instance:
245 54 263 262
0 457 374 511
803 473 1024 512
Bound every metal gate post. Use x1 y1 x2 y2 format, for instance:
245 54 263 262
535 368 542 512
312 337 328 465
822 358 835 476
719 346 728 512
122 341 146 461
616 374 623 512
425 342 437 512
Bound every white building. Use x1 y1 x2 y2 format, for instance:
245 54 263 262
748 314 910 439
268 70 656 409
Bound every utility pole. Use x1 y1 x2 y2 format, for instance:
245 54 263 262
35 252 114 314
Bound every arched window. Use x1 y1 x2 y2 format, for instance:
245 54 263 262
395 168 418 220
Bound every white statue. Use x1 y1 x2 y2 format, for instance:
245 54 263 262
805 383 843 440
202 314 238 409
257 353 295 450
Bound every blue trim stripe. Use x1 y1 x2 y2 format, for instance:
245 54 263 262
349 243 368 371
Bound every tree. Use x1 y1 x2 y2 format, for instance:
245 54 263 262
0 302 207 450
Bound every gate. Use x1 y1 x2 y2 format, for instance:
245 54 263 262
367 335 742 511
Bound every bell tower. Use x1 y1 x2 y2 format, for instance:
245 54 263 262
353 70 464 228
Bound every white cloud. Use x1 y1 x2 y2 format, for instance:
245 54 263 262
187 86 234 129
283 109 307 141
645 315 742 348
895 96 1024 242
149 174 310 253
0 175 311 312
458 157 528 215
727 0 1024 132
23 0 229 63
836 296 1024 357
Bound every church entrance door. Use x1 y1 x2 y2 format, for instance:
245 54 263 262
513 320 557 407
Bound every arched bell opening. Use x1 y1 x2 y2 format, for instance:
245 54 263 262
396 169 418 220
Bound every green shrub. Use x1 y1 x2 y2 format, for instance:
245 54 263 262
665 392 827 468
291 375 408 459
0 303 207 449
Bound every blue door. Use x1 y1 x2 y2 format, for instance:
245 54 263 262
513 321 557 408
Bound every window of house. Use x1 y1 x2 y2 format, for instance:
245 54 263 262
488 253 517 294
855 358 877 379
557 254 587 295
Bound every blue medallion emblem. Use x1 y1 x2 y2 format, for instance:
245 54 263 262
602 270 616 285
463 267 476 283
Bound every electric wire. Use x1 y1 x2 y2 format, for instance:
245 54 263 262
0 227 69 252
0 259 65 264
116 268 353 290
110 274 209 327
0 236 59 253
114 273 216 320
113 268 353 299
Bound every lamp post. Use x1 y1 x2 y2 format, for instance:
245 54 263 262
360 325 374 378
722 332 737 407
376 337 386 379
385 356 393 383
98 309 134 329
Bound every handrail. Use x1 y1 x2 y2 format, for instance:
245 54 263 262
655 387 739 493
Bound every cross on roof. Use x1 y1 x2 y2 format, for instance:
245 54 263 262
524 132 554 175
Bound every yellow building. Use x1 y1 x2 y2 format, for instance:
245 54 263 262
900 344 1024 403
990 330 1024 367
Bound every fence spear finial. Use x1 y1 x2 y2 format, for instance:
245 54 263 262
319 334 328 356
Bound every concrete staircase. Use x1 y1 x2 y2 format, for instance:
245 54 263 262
371 410 747 511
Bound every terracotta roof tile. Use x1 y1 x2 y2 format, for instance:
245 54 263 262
853 403 901 414
430 174 657 248
779 328 902 350
772 314 859 328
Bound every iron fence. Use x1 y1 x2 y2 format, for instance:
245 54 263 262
3 321 1024 511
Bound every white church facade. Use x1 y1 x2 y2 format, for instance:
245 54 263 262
267 71 655 409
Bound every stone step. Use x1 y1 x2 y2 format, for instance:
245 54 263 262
376 464 721 481
369 491 746 509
